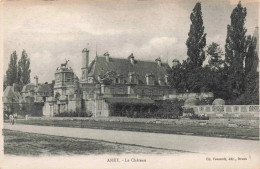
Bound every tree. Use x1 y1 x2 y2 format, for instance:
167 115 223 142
186 2 207 68
245 36 258 76
5 51 18 86
168 62 187 92
18 50 31 85
243 34 259 105
243 71 259 105
206 42 224 71
225 1 247 97
169 60 211 93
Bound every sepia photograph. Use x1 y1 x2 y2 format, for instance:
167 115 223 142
0 0 259 168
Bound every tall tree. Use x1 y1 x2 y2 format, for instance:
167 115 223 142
186 2 207 68
243 29 259 105
206 42 224 71
245 36 258 76
18 50 31 85
225 1 247 97
5 51 18 86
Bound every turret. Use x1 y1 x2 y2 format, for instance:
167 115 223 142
81 48 89 82
82 48 89 68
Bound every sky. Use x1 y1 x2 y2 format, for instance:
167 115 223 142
2 0 259 83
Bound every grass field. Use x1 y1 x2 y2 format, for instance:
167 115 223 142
3 129 180 156
15 119 259 140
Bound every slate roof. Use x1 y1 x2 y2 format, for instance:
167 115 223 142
3 86 21 103
22 83 35 92
22 83 52 94
88 56 170 82
37 84 52 94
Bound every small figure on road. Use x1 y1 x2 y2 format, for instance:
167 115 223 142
13 113 17 124
9 114 14 125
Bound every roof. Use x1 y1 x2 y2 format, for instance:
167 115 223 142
88 56 170 82
22 83 35 92
36 84 52 93
104 97 155 104
3 86 21 103
22 83 52 94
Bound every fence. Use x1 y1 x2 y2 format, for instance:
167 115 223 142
183 105 259 119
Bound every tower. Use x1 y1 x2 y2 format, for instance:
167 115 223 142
81 48 89 83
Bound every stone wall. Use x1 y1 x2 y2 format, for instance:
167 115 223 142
165 92 214 101
183 105 259 119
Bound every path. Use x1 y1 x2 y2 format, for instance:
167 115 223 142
4 123 259 155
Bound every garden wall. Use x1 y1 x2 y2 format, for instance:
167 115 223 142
183 105 259 119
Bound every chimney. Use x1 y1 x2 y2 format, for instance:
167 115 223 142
34 76 38 87
104 52 110 62
82 48 89 68
172 59 180 68
128 53 135 65
81 48 89 81
155 57 162 67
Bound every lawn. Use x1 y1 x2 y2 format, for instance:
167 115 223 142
14 119 259 140
3 129 180 156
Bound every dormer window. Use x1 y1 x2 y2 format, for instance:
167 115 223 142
146 73 155 85
138 80 143 84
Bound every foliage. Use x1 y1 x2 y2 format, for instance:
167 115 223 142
225 1 247 97
183 108 209 120
108 100 183 119
18 50 31 85
243 71 259 105
55 110 92 117
245 36 258 76
186 2 207 68
5 51 18 86
169 61 212 93
155 100 183 119
206 42 224 71
168 63 187 92
169 1 258 105
4 50 31 92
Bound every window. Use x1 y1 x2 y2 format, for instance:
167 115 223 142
98 100 103 110
89 94 94 99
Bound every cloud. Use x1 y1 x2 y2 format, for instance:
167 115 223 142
149 37 178 48
30 50 77 83
139 36 178 56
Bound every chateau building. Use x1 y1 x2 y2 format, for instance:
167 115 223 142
4 27 258 117
43 49 176 117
